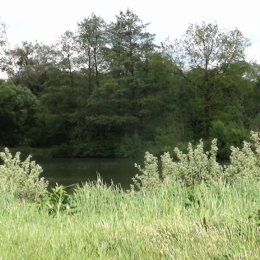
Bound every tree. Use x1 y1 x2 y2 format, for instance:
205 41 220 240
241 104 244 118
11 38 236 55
0 82 40 146
5 41 56 96
0 18 8 74
164 22 251 138
77 13 107 94
54 31 80 88
100 9 156 138
243 63 260 130
39 84 78 147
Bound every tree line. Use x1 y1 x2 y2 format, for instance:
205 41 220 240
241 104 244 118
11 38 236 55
0 9 260 158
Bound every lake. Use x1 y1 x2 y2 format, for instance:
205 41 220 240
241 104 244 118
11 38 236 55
37 157 144 190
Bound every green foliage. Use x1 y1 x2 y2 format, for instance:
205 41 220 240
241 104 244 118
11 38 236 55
71 138 115 157
4 41 56 96
2 137 260 258
2 168 260 258
50 144 74 157
164 21 252 138
77 13 107 91
39 83 88 147
115 135 147 158
50 137 116 157
134 131 260 190
1 14 259 159
0 18 7 71
249 113 260 131
133 138 224 190
101 9 157 138
39 184 76 216
210 120 250 159
163 139 224 186
0 148 48 201
224 131 260 182
132 151 161 191
0 82 41 146
153 119 191 157
9 147 52 158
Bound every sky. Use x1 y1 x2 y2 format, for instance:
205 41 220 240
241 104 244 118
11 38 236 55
1 0 260 63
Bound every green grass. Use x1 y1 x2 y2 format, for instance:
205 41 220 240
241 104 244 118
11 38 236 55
1 180 260 259
2 134 260 259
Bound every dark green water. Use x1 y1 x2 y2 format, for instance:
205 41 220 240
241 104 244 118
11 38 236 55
37 157 144 190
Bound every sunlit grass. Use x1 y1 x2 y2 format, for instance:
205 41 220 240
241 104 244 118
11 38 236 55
2 133 260 259
1 180 260 259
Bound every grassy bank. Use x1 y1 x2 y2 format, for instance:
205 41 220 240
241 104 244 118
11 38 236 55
1 180 260 259
2 132 260 259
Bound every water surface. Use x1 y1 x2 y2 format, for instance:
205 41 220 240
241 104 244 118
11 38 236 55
37 157 144 190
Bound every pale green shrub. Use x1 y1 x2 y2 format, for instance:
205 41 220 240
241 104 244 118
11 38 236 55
225 131 260 182
0 148 48 201
162 138 224 186
134 132 260 191
134 139 225 190
132 151 161 191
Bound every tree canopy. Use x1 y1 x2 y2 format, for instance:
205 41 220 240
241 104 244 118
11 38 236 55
0 82 40 146
0 13 259 158
163 21 252 138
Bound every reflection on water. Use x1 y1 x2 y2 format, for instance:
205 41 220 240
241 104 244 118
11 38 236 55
37 157 143 190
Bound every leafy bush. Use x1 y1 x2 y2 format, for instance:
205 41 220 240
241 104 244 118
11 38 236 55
210 120 249 159
132 152 161 191
0 82 40 146
133 138 224 190
115 135 145 158
50 144 73 157
134 131 260 190
249 113 260 132
39 184 76 216
224 131 260 182
0 148 48 201
162 138 224 186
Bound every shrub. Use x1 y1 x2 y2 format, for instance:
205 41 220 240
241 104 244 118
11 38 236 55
224 131 260 182
39 184 76 216
162 138 224 186
0 82 40 147
115 135 145 158
249 113 260 132
134 131 260 191
133 138 224 190
210 120 249 159
132 152 161 191
0 148 48 201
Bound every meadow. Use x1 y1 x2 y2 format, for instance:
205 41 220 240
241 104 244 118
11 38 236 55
1 133 260 259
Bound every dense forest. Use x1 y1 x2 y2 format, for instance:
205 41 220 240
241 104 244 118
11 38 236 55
0 9 260 159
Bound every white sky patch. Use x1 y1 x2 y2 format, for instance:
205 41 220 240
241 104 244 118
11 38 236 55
1 0 260 62
246 42 260 63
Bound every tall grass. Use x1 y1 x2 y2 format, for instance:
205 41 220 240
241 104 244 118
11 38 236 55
1 180 260 259
2 133 260 259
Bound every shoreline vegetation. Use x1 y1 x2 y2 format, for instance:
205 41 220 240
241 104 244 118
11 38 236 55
7 147 53 158
1 11 260 161
1 133 260 259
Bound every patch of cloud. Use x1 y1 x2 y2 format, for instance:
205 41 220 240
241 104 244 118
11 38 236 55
246 42 260 63
1 0 260 64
